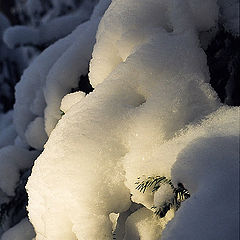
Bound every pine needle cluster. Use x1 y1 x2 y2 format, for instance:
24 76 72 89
135 176 190 218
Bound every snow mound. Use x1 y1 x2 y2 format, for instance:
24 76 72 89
25 1 239 240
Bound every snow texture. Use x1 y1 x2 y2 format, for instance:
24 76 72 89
124 207 174 240
161 107 239 240
0 0 237 239
25 0 239 239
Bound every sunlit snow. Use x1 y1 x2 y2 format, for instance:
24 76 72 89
0 0 239 239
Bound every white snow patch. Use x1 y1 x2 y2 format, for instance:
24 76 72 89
60 92 86 114
26 0 235 239
124 207 174 240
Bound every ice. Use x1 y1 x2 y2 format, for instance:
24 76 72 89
1 218 35 240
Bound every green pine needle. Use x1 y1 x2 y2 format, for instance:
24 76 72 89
135 176 190 218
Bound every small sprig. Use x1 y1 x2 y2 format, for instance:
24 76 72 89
135 176 190 218
135 176 174 193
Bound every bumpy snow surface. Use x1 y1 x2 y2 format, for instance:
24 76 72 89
1 0 239 239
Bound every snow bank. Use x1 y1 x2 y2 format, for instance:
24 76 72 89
25 1 240 240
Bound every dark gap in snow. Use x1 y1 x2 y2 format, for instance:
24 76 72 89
0 169 31 235
0 59 22 113
0 0 20 25
206 25 240 106
28 147 36 151
113 202 144 239
13 42 50 51
71 73 94 94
